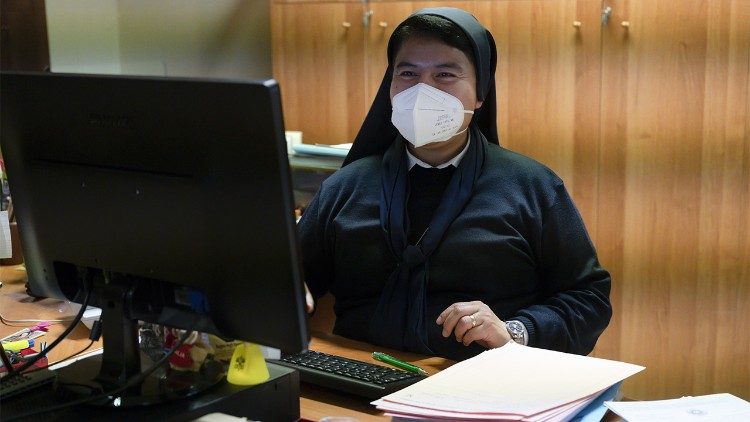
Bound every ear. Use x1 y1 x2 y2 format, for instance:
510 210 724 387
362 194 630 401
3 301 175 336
474 100 484 110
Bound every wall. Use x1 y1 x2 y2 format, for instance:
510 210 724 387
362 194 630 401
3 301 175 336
45 0 271 79
46 0 121 74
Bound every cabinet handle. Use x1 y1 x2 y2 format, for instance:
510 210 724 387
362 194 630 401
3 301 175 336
601 6 612 26
363 10 373 27
379 21 388 28
572 21 582 28
342 22 352 28
621 21 631 28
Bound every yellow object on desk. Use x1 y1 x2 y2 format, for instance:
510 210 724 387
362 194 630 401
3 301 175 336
227 342 270 386
2 338 34 352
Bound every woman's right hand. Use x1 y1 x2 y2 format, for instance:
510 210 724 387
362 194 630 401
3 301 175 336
303 282 315 314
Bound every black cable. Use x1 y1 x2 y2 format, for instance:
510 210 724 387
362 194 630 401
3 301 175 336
4 273 94 379
6 327 195 421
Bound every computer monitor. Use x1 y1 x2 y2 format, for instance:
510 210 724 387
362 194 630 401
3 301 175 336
0 71 309 403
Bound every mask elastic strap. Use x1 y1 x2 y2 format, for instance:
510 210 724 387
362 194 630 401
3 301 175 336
453 126 470 138
392 109 476 114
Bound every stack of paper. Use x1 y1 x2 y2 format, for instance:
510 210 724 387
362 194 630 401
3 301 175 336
605 393 750 421
373 342 644 421
292 143 352 158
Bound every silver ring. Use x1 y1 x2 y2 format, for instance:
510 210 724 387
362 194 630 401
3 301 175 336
470 314 477 328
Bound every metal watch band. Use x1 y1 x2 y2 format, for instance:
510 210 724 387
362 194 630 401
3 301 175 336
506 320 527 346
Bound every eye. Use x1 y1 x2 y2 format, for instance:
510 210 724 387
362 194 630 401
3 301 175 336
436 72 457 79
396 70 418 78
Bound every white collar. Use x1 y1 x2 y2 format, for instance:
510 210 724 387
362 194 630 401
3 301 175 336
406 135 471 170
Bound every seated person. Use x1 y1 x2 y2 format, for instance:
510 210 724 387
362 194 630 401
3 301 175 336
298 7 612 361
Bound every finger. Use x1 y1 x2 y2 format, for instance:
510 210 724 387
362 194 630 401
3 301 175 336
454 314 479 343
462 319 510 348
438 303 473 337
461 319 488 346
303 282 315 314
442 301 486 337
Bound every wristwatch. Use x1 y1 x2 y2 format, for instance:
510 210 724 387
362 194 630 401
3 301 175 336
506 320 527 345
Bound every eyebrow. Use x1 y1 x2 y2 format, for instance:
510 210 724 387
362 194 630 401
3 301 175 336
394 61 465 71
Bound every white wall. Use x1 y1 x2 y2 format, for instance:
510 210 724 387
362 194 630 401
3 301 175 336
45 0 271 79
46 0 122 74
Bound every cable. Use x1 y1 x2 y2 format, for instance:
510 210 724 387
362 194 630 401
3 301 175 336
4 273 93 379
0 341 14 371
5 327 195 422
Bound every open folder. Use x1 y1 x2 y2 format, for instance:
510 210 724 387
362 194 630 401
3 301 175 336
373 342 644 421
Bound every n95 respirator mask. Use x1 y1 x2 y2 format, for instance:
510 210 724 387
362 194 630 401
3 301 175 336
391 83 474 147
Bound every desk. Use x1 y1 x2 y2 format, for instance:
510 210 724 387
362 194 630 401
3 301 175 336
0 264 103 365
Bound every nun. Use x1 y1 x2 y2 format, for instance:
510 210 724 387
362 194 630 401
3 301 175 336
298 7 612 361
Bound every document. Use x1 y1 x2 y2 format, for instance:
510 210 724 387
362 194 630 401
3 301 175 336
292 143 352 158
604 393 750 421
374 342 644 421
1 210 11 259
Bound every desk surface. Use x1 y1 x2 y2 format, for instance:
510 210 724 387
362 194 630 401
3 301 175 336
0 264 103 365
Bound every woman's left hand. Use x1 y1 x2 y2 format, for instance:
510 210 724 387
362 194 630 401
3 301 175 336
436 301 511 348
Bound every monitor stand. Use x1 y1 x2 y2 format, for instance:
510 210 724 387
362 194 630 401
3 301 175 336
55 276 222 407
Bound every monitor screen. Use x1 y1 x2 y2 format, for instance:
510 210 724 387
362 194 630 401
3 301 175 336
0 72 309 355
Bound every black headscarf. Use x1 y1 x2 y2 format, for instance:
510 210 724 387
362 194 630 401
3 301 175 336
343 7 498 167
344 8 499 354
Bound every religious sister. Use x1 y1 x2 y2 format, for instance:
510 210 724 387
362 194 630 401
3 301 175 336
298 7 612 361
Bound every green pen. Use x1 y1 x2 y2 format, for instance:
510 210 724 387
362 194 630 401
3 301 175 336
372 352 428 376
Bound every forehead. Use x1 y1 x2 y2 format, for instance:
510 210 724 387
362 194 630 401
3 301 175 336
392 36 475 71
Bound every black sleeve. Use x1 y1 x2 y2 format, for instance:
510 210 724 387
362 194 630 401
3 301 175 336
297 191 334 299
515 183 612 355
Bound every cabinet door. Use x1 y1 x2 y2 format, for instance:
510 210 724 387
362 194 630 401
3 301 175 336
598 0 750 400
475 0 602 230
271 2 367 144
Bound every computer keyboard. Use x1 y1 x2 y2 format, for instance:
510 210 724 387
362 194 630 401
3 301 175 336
0 368 57 401
272 350 425 399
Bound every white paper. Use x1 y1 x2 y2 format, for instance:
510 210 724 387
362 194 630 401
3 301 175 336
605 393 750 422
375 342 644 419
0 210 11 259
292 143 350 157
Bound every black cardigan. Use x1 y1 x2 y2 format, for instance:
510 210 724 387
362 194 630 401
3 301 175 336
298 143 612 361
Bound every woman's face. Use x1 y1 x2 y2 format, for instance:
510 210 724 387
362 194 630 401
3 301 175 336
390 35 483 128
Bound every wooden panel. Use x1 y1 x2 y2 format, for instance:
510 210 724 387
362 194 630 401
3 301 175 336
599 0 750 400
271 2 367 144
0 0 50 71
476 0 602 234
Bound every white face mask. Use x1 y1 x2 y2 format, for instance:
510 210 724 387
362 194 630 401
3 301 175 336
391 83 474 147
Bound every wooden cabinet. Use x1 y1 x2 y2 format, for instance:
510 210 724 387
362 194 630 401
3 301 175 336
271 2 367 144
476 0 603 230
597 0 750 400
272 0 750 401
